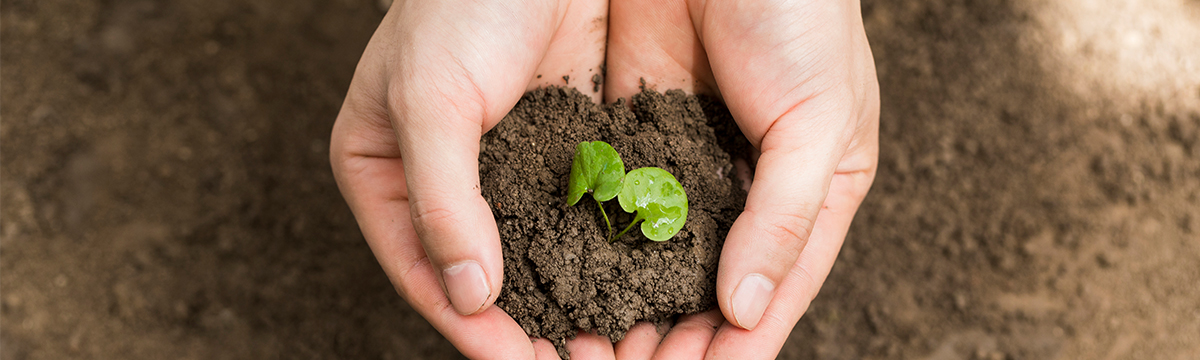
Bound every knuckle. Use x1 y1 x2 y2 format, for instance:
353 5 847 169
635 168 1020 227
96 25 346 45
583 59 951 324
831 168 876 208
759 307 790 330
789 264 821 302
849 173 874 202
409 197 464 232
392 256 428 300
759 211 814 260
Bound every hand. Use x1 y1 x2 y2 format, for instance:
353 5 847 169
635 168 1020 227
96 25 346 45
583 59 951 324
329 0 618 358
602 0 879 358
332 0 877 358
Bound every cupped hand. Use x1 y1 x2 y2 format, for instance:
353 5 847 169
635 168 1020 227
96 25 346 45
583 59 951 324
603 0 879 358
332 0 878 358
329 0 618 358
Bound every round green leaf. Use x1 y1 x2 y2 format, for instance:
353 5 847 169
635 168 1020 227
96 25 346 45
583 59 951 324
567 141 625 205
618 167 688 241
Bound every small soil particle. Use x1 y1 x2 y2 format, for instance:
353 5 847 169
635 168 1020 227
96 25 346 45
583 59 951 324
592 73 603 93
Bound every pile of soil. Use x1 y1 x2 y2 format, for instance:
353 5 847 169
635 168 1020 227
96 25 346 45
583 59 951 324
478 87 747 356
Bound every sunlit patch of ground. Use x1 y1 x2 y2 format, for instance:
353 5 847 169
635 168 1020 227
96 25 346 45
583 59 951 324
1024 0 1200 111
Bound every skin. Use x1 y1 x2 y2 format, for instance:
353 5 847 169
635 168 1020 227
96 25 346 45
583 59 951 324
329 0 878 359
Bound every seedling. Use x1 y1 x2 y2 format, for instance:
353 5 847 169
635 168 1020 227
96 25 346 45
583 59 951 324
567 141 626 235
613 167 688 241
566 141 689 242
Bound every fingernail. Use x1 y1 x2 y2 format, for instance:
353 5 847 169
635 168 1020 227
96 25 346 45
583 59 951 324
731 273 775 330
443 261 491 315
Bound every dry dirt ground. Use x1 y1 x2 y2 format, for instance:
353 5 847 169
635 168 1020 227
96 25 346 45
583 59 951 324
2 0 1198 359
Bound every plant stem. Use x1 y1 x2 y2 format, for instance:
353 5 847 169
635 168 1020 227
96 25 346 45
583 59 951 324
596 199 612 236
608 214 642 243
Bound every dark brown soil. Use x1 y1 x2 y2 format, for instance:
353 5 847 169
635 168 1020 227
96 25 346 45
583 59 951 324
479 87 746 356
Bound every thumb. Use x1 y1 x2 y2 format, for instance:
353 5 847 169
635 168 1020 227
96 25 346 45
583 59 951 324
716 101 861 330
380 0 607 319
390 73 503 316
688 0 880 333
379 0 566 318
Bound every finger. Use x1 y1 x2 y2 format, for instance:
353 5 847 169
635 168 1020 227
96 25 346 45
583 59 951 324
331 0 606 357
527 0 610 102
614 321 666 360
651 310 724 360
683 0 877 331
330 153 536 359
714 112 853 330
704 170 870 360
384 0 569 316
566 331 617 360
392 77 503 316
604 0 715 101
333 78 537 358
713 101 877 331
533 337 562 360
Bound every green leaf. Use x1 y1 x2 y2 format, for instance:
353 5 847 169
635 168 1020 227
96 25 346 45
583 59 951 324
567 141 626 206
618 167 688 241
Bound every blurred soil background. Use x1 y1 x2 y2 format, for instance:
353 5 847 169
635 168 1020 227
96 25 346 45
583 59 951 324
2 0 1198 359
